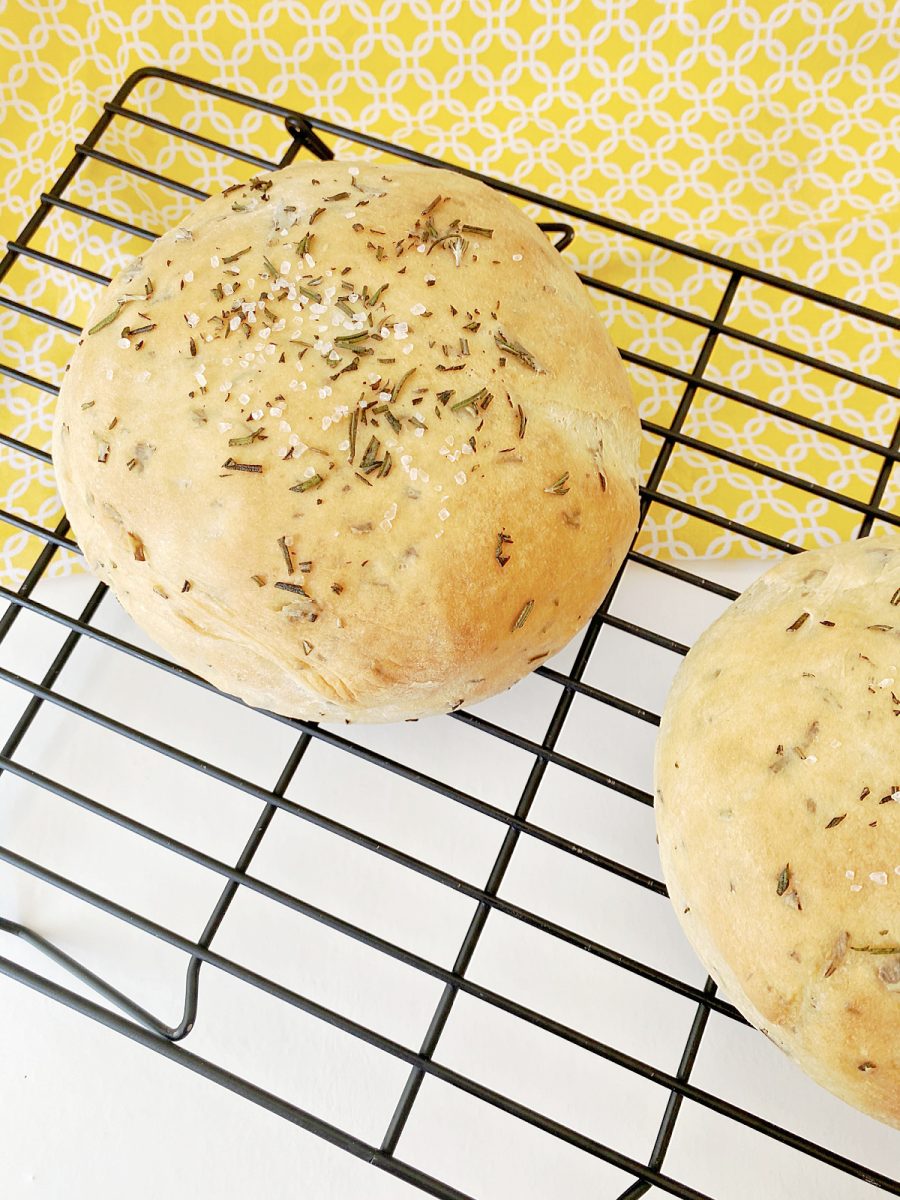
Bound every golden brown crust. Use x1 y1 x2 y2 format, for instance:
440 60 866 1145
52 161 639 721
655 534 900 1128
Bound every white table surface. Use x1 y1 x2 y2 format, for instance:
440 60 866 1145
0 560 897 1199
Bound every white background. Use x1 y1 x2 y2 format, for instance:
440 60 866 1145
0 561 897 1199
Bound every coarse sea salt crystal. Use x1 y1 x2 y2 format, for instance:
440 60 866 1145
512 253 523 261
455 471 466 485
850 883 862 892
183 270 194 283
186 313 199 327
218 422 232 433
410 303 427 315
210 255 220 268
870 872 888 886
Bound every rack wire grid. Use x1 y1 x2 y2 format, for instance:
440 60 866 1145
0 67 898 1200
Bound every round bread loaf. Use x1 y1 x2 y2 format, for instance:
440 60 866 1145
655 534 900 1128
52 161 639 722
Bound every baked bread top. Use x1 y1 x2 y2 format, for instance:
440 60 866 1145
52 160 640 721
656 534 900 1127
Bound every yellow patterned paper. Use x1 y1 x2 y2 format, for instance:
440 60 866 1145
0 0 897 584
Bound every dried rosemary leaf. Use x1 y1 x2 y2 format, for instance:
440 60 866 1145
222 457 263 473
544 472 570 495
359 435 380 471
786 612 810 632
228 427 266 447
275 581 309 596
278 536 294 575
511 599 534 631
296 284 322 303
87 306 124 335
348 409 359 465
452 388 486 412
776 864 791 896
391 367 416 403
290 473 323 492
495 530 513 568
494 330 544 372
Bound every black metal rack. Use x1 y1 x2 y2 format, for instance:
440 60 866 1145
0 67 898 1199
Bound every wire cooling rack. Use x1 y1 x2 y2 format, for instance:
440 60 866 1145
0 68 898 1200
